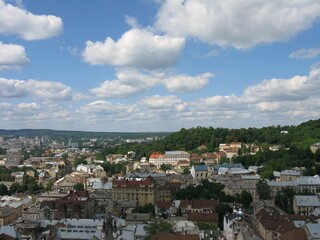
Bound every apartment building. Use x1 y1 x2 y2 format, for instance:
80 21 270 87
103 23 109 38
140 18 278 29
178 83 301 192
149 151 190 168
111 176 158 206
293 195 320 216
6 149 22 166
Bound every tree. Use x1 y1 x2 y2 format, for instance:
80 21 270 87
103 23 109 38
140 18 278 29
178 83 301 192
239 190 253 208
144 220 173 237
0 183 8 196
74 156 87 167
256 180 271 200
215 204 232 230
275 187 295 214
74 183 84 191
45 181 53 192
160 164 172 173
182 167 190 175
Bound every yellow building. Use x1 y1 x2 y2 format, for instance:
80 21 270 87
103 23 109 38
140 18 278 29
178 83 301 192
111 176 157 206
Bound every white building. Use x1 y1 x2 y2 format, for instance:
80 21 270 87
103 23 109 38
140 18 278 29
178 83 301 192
149 151 190 168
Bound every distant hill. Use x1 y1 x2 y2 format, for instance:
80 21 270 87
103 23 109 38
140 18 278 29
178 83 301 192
149 119 320 151
0 129 171 139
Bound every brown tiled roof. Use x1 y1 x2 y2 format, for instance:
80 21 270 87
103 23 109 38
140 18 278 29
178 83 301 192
0 206 15 218
113 176 155 187
151 232 200 240
179 200 191 208
187 212 218 223
279 228 307 240
256 208 296 234
156 201 172 209
191 199 219 209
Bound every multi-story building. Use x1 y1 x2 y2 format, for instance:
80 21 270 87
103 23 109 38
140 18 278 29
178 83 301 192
40 191 94 220
267 175 320 197
6 149 22 166
0 206 17 227
273 170 302 181
293 195 320 216
148 151 190 168
111 176 158 206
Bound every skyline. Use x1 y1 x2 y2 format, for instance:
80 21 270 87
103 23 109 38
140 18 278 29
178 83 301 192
0 0 320 132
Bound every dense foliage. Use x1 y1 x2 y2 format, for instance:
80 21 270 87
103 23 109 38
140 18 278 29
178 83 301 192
94 119 320 161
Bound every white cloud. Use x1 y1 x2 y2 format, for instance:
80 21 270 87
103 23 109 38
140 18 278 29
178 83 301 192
165 72 213 93
91 69 213 98
0 0 63 40
0 78 73 100
243 67 320 102
125 15 139 28
91 69 163 98
17 102 40 110
82 28 185 69
139 95 184 110
289 48 320 59
0 42 29 70
156 0 320 49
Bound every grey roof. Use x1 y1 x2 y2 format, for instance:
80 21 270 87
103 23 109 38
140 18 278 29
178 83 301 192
280 170 301 176
297 176 320 185
56 218 104 240
57 228 102 240
294 195 320 207
305 222 320 239
135 224 148 237
165 151 190 155
241 175 261 180
267 180 297 187
92 182 112 190
293 220 305 228
0 226 18 238
225 212 243 224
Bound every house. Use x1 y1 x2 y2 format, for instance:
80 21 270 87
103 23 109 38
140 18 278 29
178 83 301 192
223 211 244 240
191 165 209 181
255 208 299 240
40 191 94 220
223 182 257 200
293 195 320 216
273 170 302 181
0 206 17 227
179 199 218 215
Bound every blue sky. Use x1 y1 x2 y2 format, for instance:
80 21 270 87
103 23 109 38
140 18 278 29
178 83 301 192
0 0 320 132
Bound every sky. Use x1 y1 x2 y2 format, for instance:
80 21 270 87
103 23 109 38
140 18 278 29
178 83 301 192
0 0 320 132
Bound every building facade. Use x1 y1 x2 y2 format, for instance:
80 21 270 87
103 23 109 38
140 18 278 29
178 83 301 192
111 176 158 206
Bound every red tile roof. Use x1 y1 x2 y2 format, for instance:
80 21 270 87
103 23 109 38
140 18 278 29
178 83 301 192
151 232 200 240
188 212 219 223
150 152 165 159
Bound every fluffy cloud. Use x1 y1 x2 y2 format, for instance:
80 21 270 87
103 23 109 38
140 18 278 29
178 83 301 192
91 69 213 98
0 42 29 70
165 72 213 93
243 67 320 102
0 0 63 40
0 78 73 100
91 69 163 98
289 48 320 59
82 28 185 69
156 0 320 49
139 95 185 110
